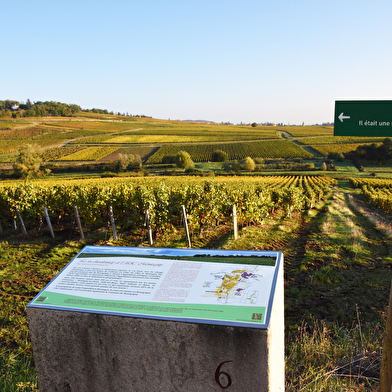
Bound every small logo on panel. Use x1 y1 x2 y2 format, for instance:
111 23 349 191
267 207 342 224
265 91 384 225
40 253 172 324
252 312 263 321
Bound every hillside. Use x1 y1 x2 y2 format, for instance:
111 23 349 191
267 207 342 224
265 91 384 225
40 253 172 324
1 112 392 179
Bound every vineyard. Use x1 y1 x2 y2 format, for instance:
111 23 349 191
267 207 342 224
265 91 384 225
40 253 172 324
2 173 392 391
310 143 376 156
147 140 313 163
57 146 120 161
0 176 336 237
350 177 392 213
3 109 392 390
299 136 384 145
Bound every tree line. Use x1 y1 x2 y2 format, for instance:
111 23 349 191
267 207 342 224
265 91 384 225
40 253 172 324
0 99 81 118
0 99 154 119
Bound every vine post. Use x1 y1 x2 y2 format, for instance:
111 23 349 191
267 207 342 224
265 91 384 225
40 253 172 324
233 205 238 240
74 205 84 241
0 221 3 234
145 209 153 246
181 205 191 248
15 206 27 236
108 206 118 241
43 207 55 239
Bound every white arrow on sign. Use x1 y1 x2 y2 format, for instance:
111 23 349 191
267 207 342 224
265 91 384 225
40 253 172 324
338 112 350 122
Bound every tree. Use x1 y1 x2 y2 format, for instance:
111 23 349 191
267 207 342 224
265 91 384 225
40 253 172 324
251 122 258 127
244 156 256 172
115 153 128 172
378 138 392 161
320 162 327 171
13 144 50 178
230 160 241 173
212 150 228 162
126 154 142 170
115 154 142 172
175 151 194 170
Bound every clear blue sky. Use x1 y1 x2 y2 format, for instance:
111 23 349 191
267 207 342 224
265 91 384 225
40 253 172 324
2 0 392 125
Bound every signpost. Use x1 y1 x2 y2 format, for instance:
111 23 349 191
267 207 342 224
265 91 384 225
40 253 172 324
334 100 392 137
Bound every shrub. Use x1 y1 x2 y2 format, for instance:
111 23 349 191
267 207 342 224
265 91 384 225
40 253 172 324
212 150 229 162
175 151 194 170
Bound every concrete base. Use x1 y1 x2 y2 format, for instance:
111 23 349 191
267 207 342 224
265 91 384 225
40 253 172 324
27 261 284 391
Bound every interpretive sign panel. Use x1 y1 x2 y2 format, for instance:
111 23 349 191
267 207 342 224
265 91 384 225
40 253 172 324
28 246 282 329
334 100 392 136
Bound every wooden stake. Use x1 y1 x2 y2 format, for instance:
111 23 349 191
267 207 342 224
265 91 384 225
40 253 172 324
0 221 3 234
181 205 191 248
43 207 55 239
108 206 118 241
74 205 84 241
145 209 153 246
233 205 238 240
15 206 27 236
380 280 392 392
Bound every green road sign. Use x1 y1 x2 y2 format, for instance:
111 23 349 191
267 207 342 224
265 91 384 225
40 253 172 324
334 100 392 136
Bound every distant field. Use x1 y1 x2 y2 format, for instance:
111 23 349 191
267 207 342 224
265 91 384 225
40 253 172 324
99 146 157 162
2 117 392 173
332 159 360 173
70 123 281 144
282 126 333 137
310 143 377 156
41 146 85 161
300 136 385 145
147 140 313 163
0 120 27 129
58 146 120 161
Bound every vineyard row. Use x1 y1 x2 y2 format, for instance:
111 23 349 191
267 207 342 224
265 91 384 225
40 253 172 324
147 140 313 163
0 176 336 235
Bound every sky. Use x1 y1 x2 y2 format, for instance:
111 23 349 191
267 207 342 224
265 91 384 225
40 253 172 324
2 0 392 125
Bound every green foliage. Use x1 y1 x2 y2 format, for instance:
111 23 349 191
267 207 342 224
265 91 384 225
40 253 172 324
175 151 194 170
320 162 327 171
115 153 128 172
12 144 50 179
115 153 142 172
243 156 256 172
328 152 345 161
347 138 392 162
0 176 336 233
211 150 229 162
126 154 142 170
228 160 241 173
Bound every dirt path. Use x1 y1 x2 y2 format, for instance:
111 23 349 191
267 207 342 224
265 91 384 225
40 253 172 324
281 131 324 157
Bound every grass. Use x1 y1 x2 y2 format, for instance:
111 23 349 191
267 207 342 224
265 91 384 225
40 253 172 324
332 160 361 173
361 159 392 176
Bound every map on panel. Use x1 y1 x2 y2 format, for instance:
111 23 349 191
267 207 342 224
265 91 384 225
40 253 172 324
202 266 262 304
